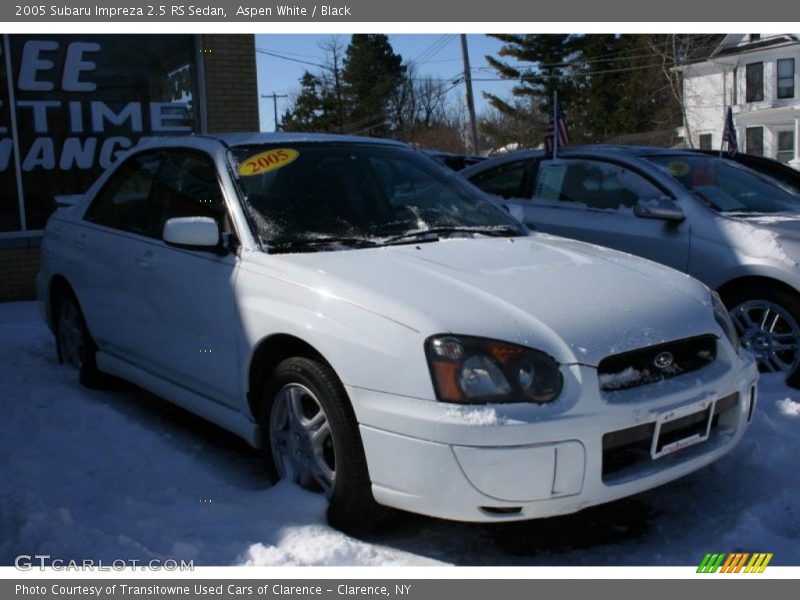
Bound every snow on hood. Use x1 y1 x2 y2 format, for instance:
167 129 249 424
719 214 800 266
260 235 716 366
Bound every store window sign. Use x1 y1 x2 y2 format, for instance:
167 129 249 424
1 40 193 174
0 34 200 231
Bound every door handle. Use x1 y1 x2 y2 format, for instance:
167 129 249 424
135 250 154 270
75 232 87 249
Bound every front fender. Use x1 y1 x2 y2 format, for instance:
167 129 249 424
235 274 435 410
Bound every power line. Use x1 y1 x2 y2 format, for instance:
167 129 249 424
257 46 328 61
255 47 328 70
410 34 457 67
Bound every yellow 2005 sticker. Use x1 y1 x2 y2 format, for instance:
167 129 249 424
666 160 691 177
238 148 299 176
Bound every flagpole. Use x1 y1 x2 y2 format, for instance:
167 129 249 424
552 90 558 161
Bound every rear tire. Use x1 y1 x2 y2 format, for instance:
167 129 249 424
54 291 107 389
259 356 386 535
722 284 800 388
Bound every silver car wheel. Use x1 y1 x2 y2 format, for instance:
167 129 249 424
731 300 800 374
269 382 336 496
58 300 85 370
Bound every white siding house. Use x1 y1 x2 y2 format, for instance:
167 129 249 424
681 34 800 169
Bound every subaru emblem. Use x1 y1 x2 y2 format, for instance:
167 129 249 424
654 351 674 370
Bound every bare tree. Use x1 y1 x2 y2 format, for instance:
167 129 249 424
319 36 347 132
647 34 724 148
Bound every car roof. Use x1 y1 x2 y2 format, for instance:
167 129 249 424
133 132 411 153
200 131 409 148
461 144 699 177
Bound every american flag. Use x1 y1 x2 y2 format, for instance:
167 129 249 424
544 93 570 154
721 106 738 157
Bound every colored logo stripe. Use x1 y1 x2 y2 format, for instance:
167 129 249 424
697 553 772 573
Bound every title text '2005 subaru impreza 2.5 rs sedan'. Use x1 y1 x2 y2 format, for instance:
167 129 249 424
37 133 757 532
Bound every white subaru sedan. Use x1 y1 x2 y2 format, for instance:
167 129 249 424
38 133 757 532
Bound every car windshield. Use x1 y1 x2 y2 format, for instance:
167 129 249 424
645 154 800 214
230 142 524 251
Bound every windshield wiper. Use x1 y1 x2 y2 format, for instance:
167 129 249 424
267 237 381 254
382 225 522 246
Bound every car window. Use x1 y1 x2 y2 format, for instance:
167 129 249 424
532 159 663 211
84 153 162 236
151 151 233 238
646 154 800 214
469 160 530 199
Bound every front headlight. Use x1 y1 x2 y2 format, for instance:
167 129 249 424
425 335 563 404
712 291 739 350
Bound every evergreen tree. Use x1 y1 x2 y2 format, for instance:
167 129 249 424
483 34 722 146
484 34 579 121
280 71 337 132
342 34 406 136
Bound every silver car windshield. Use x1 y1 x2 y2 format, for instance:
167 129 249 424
645 154 800 214
230 143 523 251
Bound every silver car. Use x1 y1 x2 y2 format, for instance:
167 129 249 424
463 146 800 386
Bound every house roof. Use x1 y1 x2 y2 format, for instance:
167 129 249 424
709 33 800 59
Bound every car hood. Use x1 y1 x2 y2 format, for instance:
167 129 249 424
257 234 717 366
717 214 800 266
732 213 800 239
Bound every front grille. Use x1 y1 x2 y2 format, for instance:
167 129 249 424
601 392 738 480
598 335 717 393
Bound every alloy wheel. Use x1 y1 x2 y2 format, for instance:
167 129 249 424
269 382 336 496
731 299 800 374
58 301 85 370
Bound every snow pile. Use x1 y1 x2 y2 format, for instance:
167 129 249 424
1 301 799 566
720 218 797 266
239 523 423 566
776 397 800 417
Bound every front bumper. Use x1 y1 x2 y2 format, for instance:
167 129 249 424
348 349 758 522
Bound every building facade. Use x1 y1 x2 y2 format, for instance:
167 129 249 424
0 34 259 301
681 34 800 168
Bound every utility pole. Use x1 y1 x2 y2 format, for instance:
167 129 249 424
262 92 289 131
460 34 479 155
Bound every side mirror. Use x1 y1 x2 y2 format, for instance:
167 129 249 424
163 217 225 254
634 198 685 222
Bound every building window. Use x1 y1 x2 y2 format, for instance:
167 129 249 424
746 62 764 102
699 134 713 149
777 131 795 164
746 126 764 156
749 34 761 41
778 58 795 99
732 67 738 104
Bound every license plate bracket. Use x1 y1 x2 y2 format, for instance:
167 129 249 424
650 397 715 459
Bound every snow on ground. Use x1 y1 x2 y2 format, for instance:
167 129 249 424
1 301 799 566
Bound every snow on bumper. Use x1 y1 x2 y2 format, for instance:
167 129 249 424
348 350 758 522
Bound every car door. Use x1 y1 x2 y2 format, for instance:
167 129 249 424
79 151 163 358
506 157 691 272
129 149 243 408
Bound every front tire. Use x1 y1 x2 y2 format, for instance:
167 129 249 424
260 357 385 535
54 292 106 388
723 284 800 387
